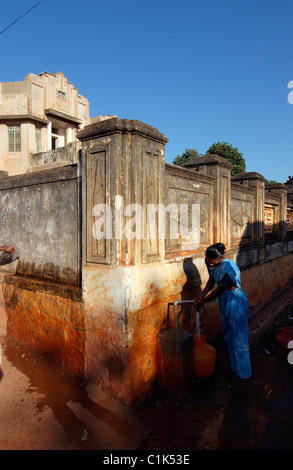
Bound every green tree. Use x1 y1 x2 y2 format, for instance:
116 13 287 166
206 141 246 176
172 148 201 167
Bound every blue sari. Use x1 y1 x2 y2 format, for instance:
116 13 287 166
206 258 251 379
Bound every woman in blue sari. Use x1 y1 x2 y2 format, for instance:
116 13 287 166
194 243 251 380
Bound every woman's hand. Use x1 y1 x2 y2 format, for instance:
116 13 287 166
3 245 15 254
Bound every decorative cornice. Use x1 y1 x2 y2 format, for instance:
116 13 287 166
77 117 169 143
165 162 214 182
0 114 48 125
184 154 232 169
265 182 288 191
232 171 266 182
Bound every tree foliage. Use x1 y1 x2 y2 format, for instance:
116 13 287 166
173 142 246 176
206 141 246 176
172 148 201 167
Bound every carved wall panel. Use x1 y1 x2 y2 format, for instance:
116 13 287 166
86 147 110 264
231 188 254 244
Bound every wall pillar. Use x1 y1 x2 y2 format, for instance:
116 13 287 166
47 120 52 151
185 154 232 248
77 117 168 266
77 118 169 402
66 127 73 144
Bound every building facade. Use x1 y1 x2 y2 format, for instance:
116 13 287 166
0 72 90 175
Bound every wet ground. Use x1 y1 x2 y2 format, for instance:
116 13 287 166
0 301 293 452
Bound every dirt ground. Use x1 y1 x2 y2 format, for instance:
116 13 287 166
0 299 293 453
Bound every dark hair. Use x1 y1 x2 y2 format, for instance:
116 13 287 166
205 243 226 260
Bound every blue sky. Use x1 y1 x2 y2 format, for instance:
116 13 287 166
1 0 293 182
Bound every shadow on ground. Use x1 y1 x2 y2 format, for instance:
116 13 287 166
0 303 293 450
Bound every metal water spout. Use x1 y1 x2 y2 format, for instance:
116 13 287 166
171 299 195 327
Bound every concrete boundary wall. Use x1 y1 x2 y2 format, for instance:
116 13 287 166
0 165 81 286
2 117 293 403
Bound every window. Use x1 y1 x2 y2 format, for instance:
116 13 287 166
8 124 21 152
57 90 66 99
35 127 41 153
52 136 58 150
51 127 59 150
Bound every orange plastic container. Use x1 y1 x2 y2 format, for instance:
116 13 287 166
193 334 216 378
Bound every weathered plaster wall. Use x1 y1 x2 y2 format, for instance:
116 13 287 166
240 251 293 307
82 261 206 401
4 276 85 376
0 165 80 286
2 117 293 403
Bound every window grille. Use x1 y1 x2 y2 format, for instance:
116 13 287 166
35 127 41 153
8 124 21 152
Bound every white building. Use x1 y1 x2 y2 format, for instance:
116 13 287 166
0 72 90 175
